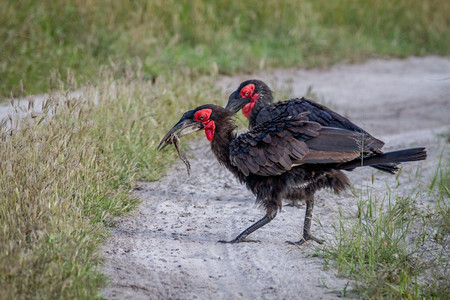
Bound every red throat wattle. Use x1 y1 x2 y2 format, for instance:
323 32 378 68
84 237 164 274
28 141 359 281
242 93 259 118
204 121 216 141
194 108 216 141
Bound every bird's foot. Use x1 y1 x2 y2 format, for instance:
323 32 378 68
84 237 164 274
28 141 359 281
218 237 261 244
286 234 324 246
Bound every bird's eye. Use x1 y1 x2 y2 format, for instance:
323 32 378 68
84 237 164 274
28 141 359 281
194 108 213 122
240 84 255 98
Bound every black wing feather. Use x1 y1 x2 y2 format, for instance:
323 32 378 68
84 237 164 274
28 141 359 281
253 97 370 135
230 112 384 177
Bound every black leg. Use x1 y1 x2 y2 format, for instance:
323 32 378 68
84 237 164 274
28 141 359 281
219 212 277 244
287 195 324 245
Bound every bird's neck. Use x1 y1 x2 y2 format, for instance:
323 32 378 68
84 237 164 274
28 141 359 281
210 119 240 176
248 93 272 127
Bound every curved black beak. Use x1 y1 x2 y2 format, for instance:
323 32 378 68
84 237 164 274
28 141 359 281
157 116 203 151
225 90 248 113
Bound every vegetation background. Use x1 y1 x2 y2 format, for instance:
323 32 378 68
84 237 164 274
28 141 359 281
0 0 448 298
2 0 449 97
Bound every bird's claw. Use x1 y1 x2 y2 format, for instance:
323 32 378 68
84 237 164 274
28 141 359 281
286 234 325 246
218 238 261 244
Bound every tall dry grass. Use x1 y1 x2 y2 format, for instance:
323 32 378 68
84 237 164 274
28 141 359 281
0 70 219 298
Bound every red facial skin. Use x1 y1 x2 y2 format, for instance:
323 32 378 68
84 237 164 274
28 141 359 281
194 109 216 141
240 84 259 119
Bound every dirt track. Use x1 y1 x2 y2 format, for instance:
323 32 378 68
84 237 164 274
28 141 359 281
101 56 450 299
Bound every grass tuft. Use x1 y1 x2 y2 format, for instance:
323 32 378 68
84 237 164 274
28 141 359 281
318 159 449 298
322 193 418 298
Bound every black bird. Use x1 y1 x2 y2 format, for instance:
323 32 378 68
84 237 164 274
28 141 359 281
226 80 399 207
226 79 368 130
226 80 397 172
158 104 426 245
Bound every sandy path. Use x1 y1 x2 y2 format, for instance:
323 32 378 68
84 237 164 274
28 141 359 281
101 56 449 299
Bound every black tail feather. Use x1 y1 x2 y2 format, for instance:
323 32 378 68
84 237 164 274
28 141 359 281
371 163 400 174
340 148 426 172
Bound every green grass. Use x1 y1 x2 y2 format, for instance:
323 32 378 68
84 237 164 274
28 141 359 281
0 71 218 298
317 157 449 298
428 149 450 248
429 149 450 201
1 0 450 97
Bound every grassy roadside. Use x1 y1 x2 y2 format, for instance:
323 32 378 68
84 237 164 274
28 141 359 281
0 71 218 298
2 0 450 97
317 148 449 298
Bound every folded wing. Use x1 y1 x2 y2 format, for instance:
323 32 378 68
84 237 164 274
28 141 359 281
254 98 378 137
230 112 384 176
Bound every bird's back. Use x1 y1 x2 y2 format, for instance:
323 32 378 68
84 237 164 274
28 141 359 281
252 97 370 135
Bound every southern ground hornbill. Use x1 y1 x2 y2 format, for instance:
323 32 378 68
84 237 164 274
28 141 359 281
226 79 399 206
226 79 371 129
158 104 426 245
